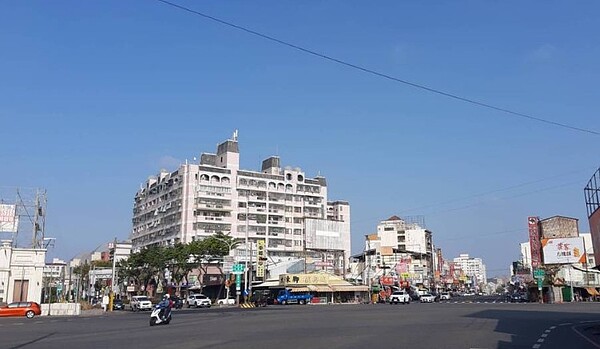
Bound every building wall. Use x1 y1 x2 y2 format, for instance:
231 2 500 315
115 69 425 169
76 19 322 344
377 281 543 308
520 242 531 269
0 241 45 303
131 136 350 266
453 254 487 286
539 216 579 239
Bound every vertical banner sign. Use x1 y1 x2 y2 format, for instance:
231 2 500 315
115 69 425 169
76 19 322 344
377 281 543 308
235 274 241 291
528 216 542 268
256 239 266 278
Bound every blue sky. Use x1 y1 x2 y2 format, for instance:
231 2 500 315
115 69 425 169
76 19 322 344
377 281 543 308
1 1 598 276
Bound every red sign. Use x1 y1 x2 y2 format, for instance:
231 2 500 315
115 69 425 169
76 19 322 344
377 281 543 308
528 216 542 268
380 276 394 286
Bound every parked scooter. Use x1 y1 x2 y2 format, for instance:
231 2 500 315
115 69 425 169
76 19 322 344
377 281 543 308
149 295 172 326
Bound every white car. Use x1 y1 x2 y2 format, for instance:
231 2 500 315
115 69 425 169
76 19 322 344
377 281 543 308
389 291 411 304
420 294 436 303
217 297 236 305
131 296 153 311
187 294 211 308
440 292 451 300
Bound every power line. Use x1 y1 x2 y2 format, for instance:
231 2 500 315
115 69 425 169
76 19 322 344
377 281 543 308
156 0 600 136
351 166 592 225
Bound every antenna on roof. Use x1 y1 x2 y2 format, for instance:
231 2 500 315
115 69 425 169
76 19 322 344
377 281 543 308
232 129 239 142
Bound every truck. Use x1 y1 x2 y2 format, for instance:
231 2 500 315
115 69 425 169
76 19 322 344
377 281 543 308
389 291 411 304
276 289 313 305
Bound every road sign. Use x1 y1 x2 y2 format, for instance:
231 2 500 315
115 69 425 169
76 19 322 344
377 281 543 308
235 274 241 291
534 269 545 279
232 263 244 275
537 278 543 290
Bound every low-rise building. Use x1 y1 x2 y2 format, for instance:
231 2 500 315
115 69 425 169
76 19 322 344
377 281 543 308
0 240 46 303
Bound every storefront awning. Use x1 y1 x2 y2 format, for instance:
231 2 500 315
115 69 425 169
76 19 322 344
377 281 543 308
586 287 599 296
289 287 310 292
307 285 333 292
331 285 369 292
253 280 281 288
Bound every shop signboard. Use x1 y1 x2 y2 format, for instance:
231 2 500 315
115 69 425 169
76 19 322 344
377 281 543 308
541 237 586 264
256 239 266 278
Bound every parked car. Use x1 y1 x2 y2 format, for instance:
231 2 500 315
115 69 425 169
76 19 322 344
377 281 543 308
420 294 436 303
510 293 529 303
389 291 411 304
112 299 125 310
187 294 211 308
440 292 451 300
0 302 41 318
131 296 153 311
217 297 236 305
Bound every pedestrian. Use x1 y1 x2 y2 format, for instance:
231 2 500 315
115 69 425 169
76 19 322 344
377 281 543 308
101 294 109 312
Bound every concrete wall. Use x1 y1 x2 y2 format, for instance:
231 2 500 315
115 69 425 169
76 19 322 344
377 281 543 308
40 302 81 316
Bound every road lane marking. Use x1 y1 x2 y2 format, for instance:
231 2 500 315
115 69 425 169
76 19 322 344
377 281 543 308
532 344 541 349
550 326 556 329
537 338 544 343
541 334 548 338
572 325 600 349
559 322 573 326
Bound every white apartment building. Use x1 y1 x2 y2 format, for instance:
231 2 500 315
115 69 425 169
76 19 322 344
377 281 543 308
362 216 434 287
453 253 487 286
131 133 351 269
520 242 532 270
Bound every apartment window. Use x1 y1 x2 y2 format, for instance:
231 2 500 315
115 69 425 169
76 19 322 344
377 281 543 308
339 215 344 220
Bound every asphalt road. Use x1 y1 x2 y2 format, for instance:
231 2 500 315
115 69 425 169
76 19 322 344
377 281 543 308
1 302 600 349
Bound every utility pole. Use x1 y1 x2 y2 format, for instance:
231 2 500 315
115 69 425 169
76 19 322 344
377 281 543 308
110 237 117 311
244 201 249 302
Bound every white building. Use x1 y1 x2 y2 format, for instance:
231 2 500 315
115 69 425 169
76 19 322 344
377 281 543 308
361 216 434 288
0 240 45 304
520 242 531 270
453 253 487 287
130 132 351 270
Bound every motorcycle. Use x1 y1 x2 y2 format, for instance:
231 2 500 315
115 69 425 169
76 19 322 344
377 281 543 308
149 303 172 326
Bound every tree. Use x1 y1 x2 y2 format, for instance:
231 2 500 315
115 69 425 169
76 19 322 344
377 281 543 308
193 233 241 297
164 243 195 296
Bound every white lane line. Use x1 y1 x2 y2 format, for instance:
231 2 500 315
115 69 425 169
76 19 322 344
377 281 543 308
13 323 24 326
572 325 600 349
537 338 544 343
550 326 556 329
544 329 551 333
559 322 573 326
541 334 548 338
532 344 541 349
580 320 598 324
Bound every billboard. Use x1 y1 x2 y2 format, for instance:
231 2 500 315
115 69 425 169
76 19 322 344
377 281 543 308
541 237 586 264
305 219 346 251
528 217 542 268
0 204 18 233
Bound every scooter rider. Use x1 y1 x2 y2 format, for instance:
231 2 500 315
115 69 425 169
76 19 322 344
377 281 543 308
158 294 173 321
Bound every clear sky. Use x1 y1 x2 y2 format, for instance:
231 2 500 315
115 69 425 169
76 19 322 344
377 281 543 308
1 1 598 276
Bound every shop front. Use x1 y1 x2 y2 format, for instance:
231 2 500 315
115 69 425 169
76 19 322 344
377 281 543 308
255 272 369 304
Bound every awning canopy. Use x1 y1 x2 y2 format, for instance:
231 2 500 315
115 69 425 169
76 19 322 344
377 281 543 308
307 285 333 292
253 280 282 288
289 287 310 292
331 285 369 292
586 287 599 296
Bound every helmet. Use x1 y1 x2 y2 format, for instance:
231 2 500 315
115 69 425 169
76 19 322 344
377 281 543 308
163 294 170 300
